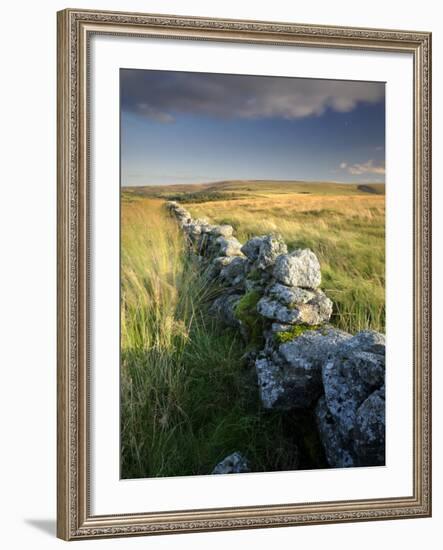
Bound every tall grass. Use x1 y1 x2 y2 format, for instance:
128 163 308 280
121 198 318 478
188 194 385 333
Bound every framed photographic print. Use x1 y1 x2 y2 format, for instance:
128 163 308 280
57 8 432 540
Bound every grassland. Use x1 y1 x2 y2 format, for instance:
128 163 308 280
121 180 385 478
121 196 317 479
187 189 385 333
128 179 385 333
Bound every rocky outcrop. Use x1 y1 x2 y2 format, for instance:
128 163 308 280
242 234 288 271
273 249 322 288
257 289 332 326
315 331 386 467
166 200 385 470
256 327 351 410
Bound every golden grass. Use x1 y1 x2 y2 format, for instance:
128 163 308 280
121 197 315 478
187 192 385 333
121 198 188 351
189 193 384 216
120 189 385 478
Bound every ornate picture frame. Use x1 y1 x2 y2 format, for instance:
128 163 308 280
57 8 431 540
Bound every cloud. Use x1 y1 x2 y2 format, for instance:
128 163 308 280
121 69 385 122
136 103 175 123
339 160 385 176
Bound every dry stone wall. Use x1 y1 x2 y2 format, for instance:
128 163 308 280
166 201 386 470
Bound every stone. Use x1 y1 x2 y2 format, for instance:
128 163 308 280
335 330 385 357
273 249 321 288
315 397 356 468
255 357 286 410
194 229 216 255
321 330 385 442
167 201 190 217
207 256 235 280
215 236 244 257
255 327 351 410
256 235 287 270
213 256 235 269
316 385 386 469
241 236 266 262
257 297 303 324
354 387 385 466
220 256 248 286
268 283 315 306
241 234 287 270
168 197 387 470
178 217 192 228
183 221 210 243
316 330 386 467
183 222 202 236
271 322 294 333
209 293 242 327
200 224 216 234
210 225 234 238
256 290 332 326
278 327 351 371
172 206 191 219
244 279 265 292
307 290 333 322
211 452 250 474
244 261 273 292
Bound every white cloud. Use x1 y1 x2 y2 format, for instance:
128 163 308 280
137 103 174 123
340 159 385 176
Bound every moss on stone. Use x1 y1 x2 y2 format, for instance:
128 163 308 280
274 324 321 344
234 290 264 345
246 268 262 282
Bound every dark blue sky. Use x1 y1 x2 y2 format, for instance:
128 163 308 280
121 69 385 186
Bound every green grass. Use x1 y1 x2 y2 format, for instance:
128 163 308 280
160 191 248 203
187 184 385 333
121 198 310 478
233 290 265 346
121 180 385 478
123 179 385 199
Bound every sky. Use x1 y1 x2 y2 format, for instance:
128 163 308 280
120 69 385 187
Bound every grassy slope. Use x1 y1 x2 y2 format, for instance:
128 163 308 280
123 179 385 199
121 197 315 479
121 181 385 478
184 182 386 333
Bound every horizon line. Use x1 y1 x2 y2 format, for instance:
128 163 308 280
121 178 386 188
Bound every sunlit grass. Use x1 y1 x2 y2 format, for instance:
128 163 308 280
188 193 385 333
121 198 317 478
121 188 385 478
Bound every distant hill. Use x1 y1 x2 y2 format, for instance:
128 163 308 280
357 184 386 195
122 180 385 203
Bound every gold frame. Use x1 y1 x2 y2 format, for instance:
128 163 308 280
57 8 432 540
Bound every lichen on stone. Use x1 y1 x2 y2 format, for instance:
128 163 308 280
273 324 322 344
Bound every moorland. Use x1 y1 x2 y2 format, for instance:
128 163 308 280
121 180 385 479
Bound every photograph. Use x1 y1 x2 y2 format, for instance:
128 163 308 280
0 0 437 545
55 7 431 540
120 69 387 479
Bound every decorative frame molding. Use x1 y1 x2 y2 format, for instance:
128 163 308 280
57 8 431 540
